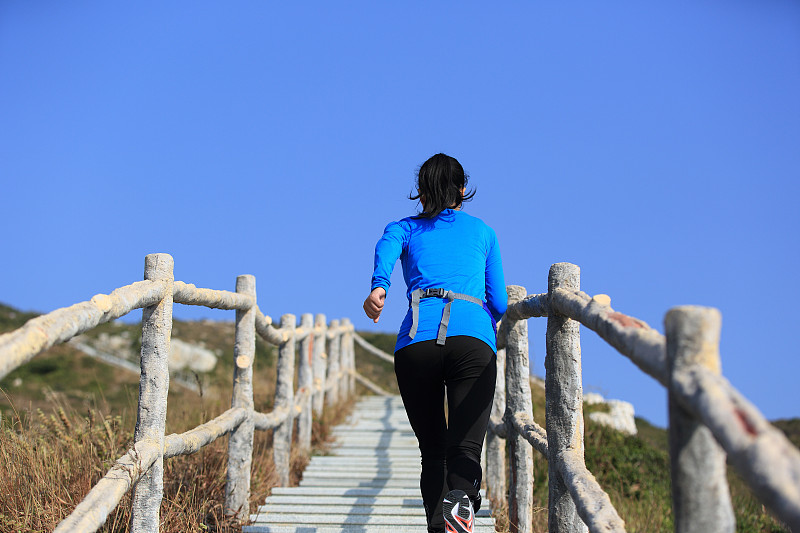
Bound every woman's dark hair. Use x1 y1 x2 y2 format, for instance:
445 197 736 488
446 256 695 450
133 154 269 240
409 153 476 218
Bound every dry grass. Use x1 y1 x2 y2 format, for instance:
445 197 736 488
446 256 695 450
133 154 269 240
0 393 355 533
0 307 358 533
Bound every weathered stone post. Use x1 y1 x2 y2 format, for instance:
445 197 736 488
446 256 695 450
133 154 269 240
545 263 587 533
312 313 327 415
297 313 314 454
341 318 354 398
274 314 296 486
666 306 735 533
131 253 173 533
506 286 534 533
485 344 507 502
225 274 257 520
326 319 341 406
347 320 356 397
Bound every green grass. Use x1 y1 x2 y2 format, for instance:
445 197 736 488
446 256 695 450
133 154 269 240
517 379 790 532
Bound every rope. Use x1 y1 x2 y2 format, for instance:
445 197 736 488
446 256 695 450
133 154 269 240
352 332 394 364
350 369 391 396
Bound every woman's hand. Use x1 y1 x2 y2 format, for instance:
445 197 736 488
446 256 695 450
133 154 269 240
363 287 386 323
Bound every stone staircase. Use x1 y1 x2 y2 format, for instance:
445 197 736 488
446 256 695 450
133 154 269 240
245 395 496 532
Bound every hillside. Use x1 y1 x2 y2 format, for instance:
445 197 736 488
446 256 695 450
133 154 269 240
0 303 350 532
0 303 795 532
0 303 282 432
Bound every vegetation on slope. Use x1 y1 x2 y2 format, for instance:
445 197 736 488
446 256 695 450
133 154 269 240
349 329 793 532
0 303 352 532
0 303 795 532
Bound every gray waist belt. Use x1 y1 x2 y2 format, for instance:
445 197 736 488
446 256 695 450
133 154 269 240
409 288 485 346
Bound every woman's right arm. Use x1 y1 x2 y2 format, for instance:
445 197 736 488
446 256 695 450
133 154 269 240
365 221 408 322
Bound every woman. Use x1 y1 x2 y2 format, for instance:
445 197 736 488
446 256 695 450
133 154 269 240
363 153 507 533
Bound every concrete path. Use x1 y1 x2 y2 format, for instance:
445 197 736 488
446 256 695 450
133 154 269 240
245 395 496 532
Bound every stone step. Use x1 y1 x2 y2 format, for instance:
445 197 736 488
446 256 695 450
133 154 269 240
257 495 424 507
349 407 406 413
333 428 414 435
344 413 409 420
299 478 419 488
335 431 414 437
306 456 419 463
332 437 416 443
303 462 420 469
304 463 419 470
270 487 424 497
334 427 413 434
302 467 421 476
348 408 406 414
345 409 407 412
331 437 418 445
249 513 495 527
337 420 411 426
304 462 419 470
334 430 414 436
246 395 495 533
245 526 495 533
253 504 494 517
324 445 419 453
331 442 417 448
246 526 484 533
306 455 419 463
301 470 420 480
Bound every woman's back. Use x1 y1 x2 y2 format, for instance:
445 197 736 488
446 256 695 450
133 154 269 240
402 210 494 298
372 208 506 352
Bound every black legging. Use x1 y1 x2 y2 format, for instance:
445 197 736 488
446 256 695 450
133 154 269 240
394 336 497 533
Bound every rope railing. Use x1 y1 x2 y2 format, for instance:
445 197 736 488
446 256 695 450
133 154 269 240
486 262 800 533
353 331 395 364
0 253 371 533
173 280 254 310
0 279 167 380
5 254 796 533
56 439 162 532
349 368 392 397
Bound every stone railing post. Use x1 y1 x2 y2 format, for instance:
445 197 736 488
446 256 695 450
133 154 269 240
485 344 506 502
506 286 534 533
312 313 327 415
341 318 354 398
546 263 587 533
349 322 356 395
225 274 256 520
274 314 296 486
297 313 314 454
326 319 341 406
131 253 173 533
666 306 735 533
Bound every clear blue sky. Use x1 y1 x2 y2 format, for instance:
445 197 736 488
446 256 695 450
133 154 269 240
2 2 798 427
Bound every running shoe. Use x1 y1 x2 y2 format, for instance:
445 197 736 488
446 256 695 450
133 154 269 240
443 489 474 533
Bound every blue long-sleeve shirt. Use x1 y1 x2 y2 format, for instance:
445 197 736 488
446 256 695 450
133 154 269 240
371 208 507 353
